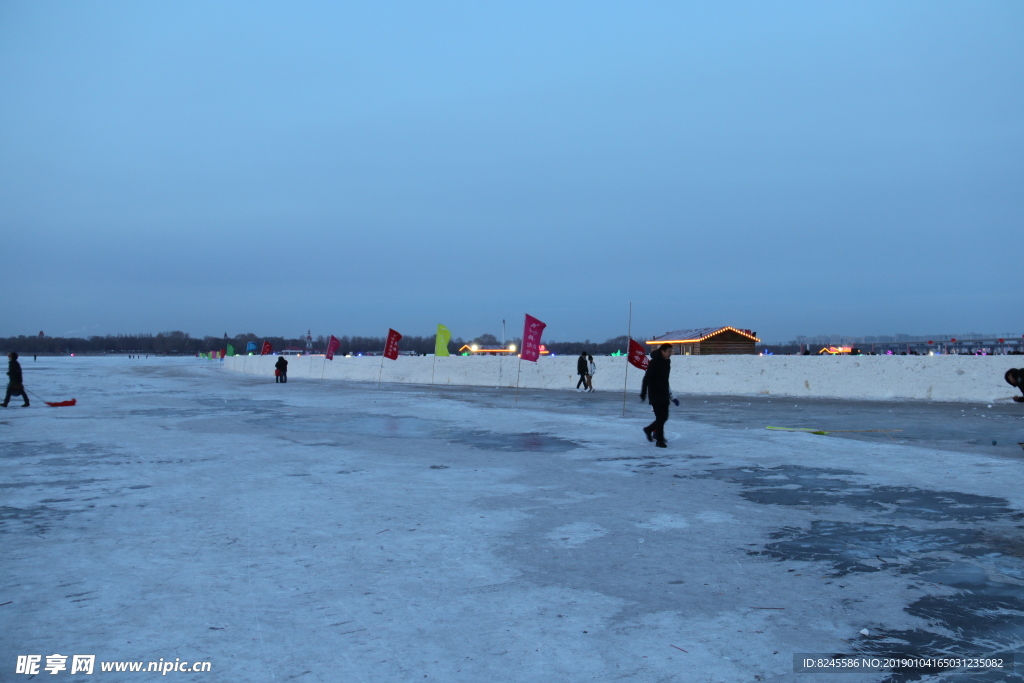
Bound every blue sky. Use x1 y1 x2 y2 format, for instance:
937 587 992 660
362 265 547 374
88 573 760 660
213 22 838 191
2 2 1021 343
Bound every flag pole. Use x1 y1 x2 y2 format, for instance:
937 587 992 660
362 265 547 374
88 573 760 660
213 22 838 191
515 357 522 403
431 353 437 387
378 353 384 388
622 302 632 417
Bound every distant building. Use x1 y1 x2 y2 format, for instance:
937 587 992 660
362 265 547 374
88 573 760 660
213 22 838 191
458 344 548 357
819 346 854 355
646 327 759 355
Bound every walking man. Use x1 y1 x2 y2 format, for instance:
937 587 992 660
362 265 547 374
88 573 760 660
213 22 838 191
576 350 588 392
640 344 677 447
3 352 29 407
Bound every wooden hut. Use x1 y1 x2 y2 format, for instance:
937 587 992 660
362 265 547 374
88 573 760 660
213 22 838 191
646 327 759 355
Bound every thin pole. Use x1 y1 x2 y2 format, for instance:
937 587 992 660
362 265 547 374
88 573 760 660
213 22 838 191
514 357 522 403
321 357 327 383
378 354 385 388
431 353 437 386
622 302 632 417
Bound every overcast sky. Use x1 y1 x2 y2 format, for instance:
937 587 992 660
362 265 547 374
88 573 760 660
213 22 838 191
2 2 1021 343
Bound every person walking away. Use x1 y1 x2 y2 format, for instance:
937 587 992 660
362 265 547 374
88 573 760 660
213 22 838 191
3 352 29 407
576 350 588 392
586 354 596 392
640 344 678 447
275 356 288 383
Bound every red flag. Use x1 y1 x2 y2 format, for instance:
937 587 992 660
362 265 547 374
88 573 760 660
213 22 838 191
220 348 227 359
520 314 547 362
326 335 341 361
383 329 402 360
260 341 272 356
628 339 649 370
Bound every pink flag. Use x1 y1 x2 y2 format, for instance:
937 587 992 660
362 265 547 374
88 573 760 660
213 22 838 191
326 335 341 361
520 314 547 362
383 329 402 360
628 339 649 370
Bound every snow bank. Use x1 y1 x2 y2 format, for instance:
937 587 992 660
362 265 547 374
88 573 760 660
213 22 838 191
221 354 1020 403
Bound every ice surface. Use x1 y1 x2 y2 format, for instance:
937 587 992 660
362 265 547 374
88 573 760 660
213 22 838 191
3 357 1024 682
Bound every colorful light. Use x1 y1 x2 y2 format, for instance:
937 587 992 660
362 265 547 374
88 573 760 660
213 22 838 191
645 326 761 345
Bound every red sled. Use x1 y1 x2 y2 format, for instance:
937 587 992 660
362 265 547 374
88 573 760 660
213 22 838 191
45 399 76 407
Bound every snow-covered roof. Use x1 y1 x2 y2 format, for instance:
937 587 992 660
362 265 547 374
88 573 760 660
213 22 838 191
646 327 760 344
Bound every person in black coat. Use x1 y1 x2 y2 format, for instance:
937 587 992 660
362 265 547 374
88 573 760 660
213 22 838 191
640 344 677 447
275 356 288 383
3 352 29 407
576 350 588 391
1006 368 1024 403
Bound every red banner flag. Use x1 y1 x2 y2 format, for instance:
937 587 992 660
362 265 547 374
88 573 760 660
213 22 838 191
260 341 272 356
326 335 341 361
383 329 402 360
628 338 649 370
520 314 547 362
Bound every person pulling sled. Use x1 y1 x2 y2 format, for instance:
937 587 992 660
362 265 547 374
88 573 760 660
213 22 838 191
2 352 29 407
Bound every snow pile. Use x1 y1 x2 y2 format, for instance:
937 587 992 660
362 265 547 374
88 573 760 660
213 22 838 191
221 354 1019 403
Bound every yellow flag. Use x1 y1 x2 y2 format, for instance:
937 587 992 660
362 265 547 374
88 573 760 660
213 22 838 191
435 324 451 356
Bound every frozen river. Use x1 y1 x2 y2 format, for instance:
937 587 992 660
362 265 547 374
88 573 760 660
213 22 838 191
3 357 1024 682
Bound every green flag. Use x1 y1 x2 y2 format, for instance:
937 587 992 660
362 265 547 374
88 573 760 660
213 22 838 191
226 344 235 357
435 324 451 357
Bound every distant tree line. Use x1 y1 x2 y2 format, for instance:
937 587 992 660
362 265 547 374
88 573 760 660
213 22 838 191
0 332 635 356
541 336 629 356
